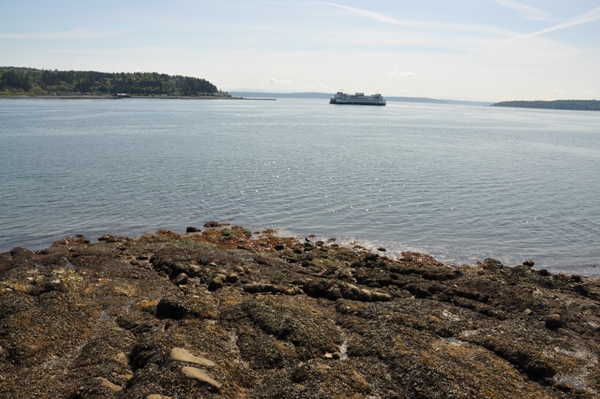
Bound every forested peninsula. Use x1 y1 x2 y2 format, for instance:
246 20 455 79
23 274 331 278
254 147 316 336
0 67 228 97
492 100 600 111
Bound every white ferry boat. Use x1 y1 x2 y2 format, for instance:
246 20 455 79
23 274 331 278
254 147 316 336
329 92 386 106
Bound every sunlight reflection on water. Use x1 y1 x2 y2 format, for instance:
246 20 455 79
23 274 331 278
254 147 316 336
0 98 599 274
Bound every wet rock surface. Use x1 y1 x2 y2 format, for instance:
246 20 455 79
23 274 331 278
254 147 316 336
1 226 599 398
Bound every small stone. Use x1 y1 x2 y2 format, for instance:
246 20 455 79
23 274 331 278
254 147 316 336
234 265 245 274
523 259 535 267
96 377 122 392
316 363 331 372
186 226 200 233
114 352 128 364
147 394 173 399
216 273 227 281
482 258 503 271
156 296 190 319
181 366 222 390
332 352 341 359
285 287 301 295
172 273 189 286
545 313 564 329
208 277 224 291
171 348 216 367
372 292 393 302
226 273 239 283
523 309 532 316
315 241 324 247
274 244 285 251
324 353 333 359
377 247 387 252
116 372 133 380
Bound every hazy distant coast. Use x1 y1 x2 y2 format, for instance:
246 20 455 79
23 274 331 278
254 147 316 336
492 100 600 111
231 91 493 106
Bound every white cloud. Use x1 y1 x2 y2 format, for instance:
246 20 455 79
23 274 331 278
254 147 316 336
493 0 553 21
319 2 516 36
447 5 600 65
513 6 600 40
389 70 415 76
0 28 130 40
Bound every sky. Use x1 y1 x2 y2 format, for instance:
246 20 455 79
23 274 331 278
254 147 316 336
1 0 599 101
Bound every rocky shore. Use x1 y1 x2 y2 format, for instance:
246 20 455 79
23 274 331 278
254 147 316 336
1 224 599 398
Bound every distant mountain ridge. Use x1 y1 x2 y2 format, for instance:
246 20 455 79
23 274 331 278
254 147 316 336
231 91 492 105
492 100 600 111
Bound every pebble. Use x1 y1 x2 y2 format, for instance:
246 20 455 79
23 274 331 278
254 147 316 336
545 313 564 329
523 259 535 267
208 277 224 291
316 364 331 371
170 348 216 367
96 377 122 392
181 366 222 390
116 372 133 380
234 265 245 274
147 395 172 399
172 273 189 286
114 352 128 364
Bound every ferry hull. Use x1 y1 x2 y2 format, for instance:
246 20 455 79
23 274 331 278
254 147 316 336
329 99 386 106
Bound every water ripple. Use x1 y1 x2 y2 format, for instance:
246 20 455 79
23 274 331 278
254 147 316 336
1 98 599 274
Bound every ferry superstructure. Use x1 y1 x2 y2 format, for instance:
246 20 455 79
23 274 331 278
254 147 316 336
329 92 386 106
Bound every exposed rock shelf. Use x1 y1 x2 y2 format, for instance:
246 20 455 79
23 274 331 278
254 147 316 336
0 225 599 398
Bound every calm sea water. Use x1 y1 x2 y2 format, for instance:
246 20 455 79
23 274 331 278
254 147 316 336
1 98 599 275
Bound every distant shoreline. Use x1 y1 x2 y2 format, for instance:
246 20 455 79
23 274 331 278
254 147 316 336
230 91 492 106
492 100 599 111
0 94 276 101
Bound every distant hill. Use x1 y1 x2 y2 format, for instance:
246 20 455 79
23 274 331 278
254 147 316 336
0 67 225 97
492 100 600 111
231 91 491 105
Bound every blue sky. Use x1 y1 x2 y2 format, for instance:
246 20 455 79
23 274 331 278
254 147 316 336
1 0 599 101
